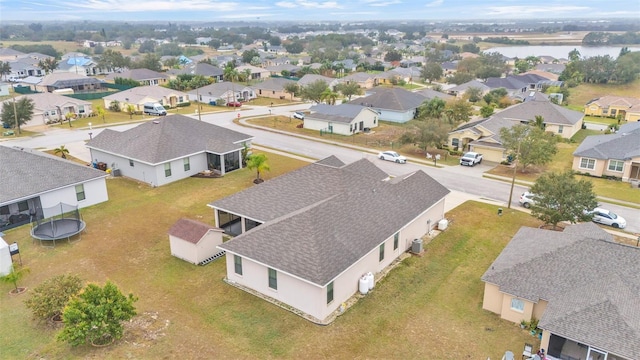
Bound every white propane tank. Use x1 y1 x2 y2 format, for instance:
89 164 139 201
438 219 449 231
367 272 375 290
359 275 369 295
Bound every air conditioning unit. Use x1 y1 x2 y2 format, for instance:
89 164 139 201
412 238 423 254
438 219 449 231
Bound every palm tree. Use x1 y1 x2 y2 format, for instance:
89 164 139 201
0 265 30 294
223 64 239 105
533 115 545 130
126 104 136 119
95 105 106 123
246 153 270 184
320 88 339 105
54 145 70 159
0 61 11 81
243 68 252 85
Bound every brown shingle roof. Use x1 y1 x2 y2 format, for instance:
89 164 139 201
168 218 220 244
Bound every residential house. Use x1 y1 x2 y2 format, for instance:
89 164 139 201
572 122 640 183
170 62 224 83
210 156 450 324
168 218 224 265
304 103 379 135
584 96 640 122
0 146 109 232
0 82 8 97
102 85 189 111
1 93 93 127
235 65 270 81
348 87 426 123
414 88 454 102
37 73 104 93
7 57 45 79
0 48 26 62
482 222 639 360
265 64 300 77
447 116 515 162
252 77 298 101
297 74 342 89
484 76 528 99
441 61 458 76
446 80 491 98
342 72 377 89
105 69 169 86
534 63 566 75
188 82 255 105
87 114 253 187
55 55 107 76
493 94 583 138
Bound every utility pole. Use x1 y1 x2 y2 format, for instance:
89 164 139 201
12 93 20 135
196 86 201 121
507 139 523 209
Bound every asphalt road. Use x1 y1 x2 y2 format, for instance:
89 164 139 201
2 105 638 234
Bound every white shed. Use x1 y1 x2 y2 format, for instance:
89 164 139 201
0 237 13 276
168 218 224 265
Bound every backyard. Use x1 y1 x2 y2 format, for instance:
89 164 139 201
1 151 542 359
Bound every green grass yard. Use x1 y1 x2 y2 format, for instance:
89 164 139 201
0 152 542 359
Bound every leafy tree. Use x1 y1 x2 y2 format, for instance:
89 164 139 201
25 274 83 321
480 104 494 118
529 171 598 230
301 80 329 103
335 82 362 101
243 68 252 85
108 100 121 112
58 281 137 347
320 88 339 105
138 40 155 53
93 43 104 55
163 57 180 69
421 62 443 83
54 145 70 159
443 99 473 125
411 118 451 151
284 82 300 101
37 58 58 74
246 153 270 184
284 41 304 54
0 265 30 294
131 53 162 72
499 124 558 172
613 51 640 84
384 50 402 62
447 72 475 85
483 88 508 106
465 86 483 102
0 61 11 81
95 105 106 123
533 115 545 130
114 77 140 87
568 48 581 62
126 104 136 119
461 43 480 54
97 49 130 72
241 49 260 64
1 97 35 135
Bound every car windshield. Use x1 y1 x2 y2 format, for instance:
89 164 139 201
608 212 618 219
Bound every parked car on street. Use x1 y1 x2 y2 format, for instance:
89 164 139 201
460 152 483 166
293 111 305 120
587 207 626 229
378 151 407 164
227 101 242 107
519 192 537 208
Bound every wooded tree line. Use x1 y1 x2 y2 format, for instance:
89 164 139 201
560 49 640 85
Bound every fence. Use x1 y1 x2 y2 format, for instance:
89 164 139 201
13 86 38 94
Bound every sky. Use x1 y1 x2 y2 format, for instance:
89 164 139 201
0 0 638 22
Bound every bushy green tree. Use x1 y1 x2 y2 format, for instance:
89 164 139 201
301 80 329 103
25 274 83 321
480 104 494 118
499 124 558 172
421 62 443 83
0 265 30 294
1 97 35 134
335 82 362 101
419 97 446 119
58 281 137 346
529 171 598 230
246 153 270 184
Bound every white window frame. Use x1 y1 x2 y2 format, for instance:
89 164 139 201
164 163 172 177
557 125 563 134
510 298 525 312
183 157 190 172
607 159 623 172
75 184 86 201
579 157 596 170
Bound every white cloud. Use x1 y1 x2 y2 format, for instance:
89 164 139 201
274 0 342 9
67 0 238 12
425 0 443 7
485 5 590 17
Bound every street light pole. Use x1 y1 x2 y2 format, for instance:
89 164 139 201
196 86 201 121
12 94 20 135
507 139 522 209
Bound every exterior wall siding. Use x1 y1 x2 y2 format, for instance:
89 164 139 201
500 293 534 324
482 283 503 314
377 109 414 123
38 177 109 218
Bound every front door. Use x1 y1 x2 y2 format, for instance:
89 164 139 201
359 121 364 131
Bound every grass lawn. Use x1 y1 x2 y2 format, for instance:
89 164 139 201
567 79 640 108
0 152 542 359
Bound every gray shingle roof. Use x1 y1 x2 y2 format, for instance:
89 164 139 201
482 223 640 359
0 146 108 205
494 97 583 126
348 87 426 112
252 77 295 91
307 103 376 124
105 68 168 81
573 125 640 160
86 114 253 164
216 159 449 286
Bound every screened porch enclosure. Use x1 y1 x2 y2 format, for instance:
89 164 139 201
206 151 240 175
547 334 630 360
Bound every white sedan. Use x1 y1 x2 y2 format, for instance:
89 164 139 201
588 207 627 229
378 151 407 164
293 111 305 120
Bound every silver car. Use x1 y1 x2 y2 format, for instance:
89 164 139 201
588 207 627 229
378 151 407 164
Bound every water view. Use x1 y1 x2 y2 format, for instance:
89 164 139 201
485 45 640 59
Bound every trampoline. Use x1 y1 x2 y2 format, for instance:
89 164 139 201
30 203 86 246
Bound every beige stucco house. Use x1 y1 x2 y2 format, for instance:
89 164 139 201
168 218 224 265
482 223 639 360
252 77 299 101
210 156 450 324
447 117 514 163
584 95 640 122
304 103 379 135
1 92 93 127
102 85 189 111
572 122 640 183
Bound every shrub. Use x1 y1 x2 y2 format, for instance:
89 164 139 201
25 274 83 321
58 281 137 346
176 102 191 108
108 100 121 112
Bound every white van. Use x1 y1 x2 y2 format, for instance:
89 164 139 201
143 102 167 116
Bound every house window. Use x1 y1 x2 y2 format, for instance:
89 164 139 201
75 184 86 201
558 125 563 134
234 255 242 275
608 160 624 172
268 268 277 290
452 138 460 148
179 96 184 102
579 158 596 170
373 117 377 124
350 124 353 132
393 232 399 250
610 109 617 117
511 298 525 312
17 201 28 212
379 243 385 262
327 281 334 304
164 163 172 177
129 159 134 167
183 158 190 172
0 206 9 215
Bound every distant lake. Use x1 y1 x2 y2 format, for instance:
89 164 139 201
485 45 640 59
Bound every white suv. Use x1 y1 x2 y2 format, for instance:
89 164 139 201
518 192 537 208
